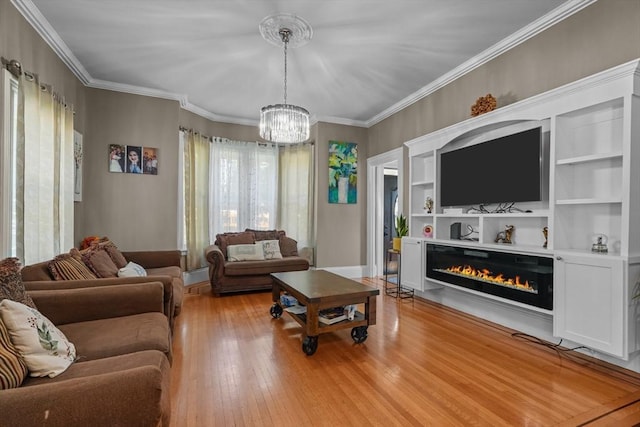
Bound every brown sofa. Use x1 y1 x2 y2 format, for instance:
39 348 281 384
0 281 172 427
205 230 310 296
20 250 184 328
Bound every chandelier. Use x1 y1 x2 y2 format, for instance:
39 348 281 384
259 14 312 144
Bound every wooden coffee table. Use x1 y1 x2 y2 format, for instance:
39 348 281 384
270 270 379 356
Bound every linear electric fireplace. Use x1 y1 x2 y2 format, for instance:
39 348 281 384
426 244 553 310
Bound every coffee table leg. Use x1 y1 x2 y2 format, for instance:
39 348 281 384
302 336 318 355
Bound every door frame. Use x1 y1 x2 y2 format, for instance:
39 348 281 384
366 147 403 277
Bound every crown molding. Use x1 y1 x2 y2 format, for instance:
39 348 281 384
11 0 91 84
365 0 599 128
312 115 368 128
13 0 597 128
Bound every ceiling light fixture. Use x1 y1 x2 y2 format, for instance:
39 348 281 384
259 14 312 144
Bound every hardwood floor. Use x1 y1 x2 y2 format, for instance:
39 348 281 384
171 278 640 426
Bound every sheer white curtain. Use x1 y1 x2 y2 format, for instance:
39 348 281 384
183 130 210 271
278 143 314 248
209 138 278 239
15 72 74 264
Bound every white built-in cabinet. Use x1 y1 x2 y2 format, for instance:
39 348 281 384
403 59 640 359
400 237 423 291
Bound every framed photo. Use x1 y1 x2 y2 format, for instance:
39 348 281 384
143 147 158 175
109 144 125 173
125 146 143 174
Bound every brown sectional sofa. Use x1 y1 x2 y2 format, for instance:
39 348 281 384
21 250 184 328
205 229 310 295
0 281 172 426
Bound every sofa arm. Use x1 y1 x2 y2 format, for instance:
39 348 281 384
204 244 225 282
28 282 165 325
0 363 168 427
121 250 182 269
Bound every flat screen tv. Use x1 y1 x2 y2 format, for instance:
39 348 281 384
440 127 543 207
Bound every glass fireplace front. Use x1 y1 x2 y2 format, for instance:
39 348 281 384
426 244 553 310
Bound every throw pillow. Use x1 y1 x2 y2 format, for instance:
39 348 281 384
117 261 147 278
262 240 283 260
48 252 97 281
279 236 299 257
0 318 28 389
0 299 76 378
245 229 285 241
97 237 128 269
216 231 255 257
0 258 36 309
81 247 119 278
227 243 265 261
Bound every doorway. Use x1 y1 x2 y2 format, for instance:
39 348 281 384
366 148 403 278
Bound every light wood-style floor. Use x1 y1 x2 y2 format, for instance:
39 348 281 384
170 278 640 426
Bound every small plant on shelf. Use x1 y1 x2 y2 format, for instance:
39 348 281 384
393 214 408 251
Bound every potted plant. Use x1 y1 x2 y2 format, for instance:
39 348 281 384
393 214 408 251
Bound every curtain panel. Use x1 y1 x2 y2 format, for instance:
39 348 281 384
183 131 211 271
16 73 73 264
278 143 314 248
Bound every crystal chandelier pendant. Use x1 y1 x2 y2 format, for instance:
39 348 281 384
259 14 312 144
260 104 310 143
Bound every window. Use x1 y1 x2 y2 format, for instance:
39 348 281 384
179 132 314 271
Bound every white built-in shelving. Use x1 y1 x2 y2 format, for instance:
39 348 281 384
403 59 640 359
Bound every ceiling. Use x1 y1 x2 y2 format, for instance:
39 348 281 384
17 0 592 128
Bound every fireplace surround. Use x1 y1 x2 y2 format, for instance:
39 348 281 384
426 243 553 310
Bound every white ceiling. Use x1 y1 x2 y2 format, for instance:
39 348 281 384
17 0 592 127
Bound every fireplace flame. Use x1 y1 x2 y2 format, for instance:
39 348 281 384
443 264 536 293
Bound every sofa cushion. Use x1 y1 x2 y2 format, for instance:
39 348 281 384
19 349 171 427
0 318 28 389
118 261 147 277
224 257 310 276
261 240 283 260
215 231 255 257
279 236 299 257
48 252 97 281
82 248 119 278
0 257 36 309
0 299 76 378
58 312 171 363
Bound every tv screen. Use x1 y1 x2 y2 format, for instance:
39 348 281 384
440 127 542 207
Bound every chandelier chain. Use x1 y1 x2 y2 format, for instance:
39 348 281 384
281 28 291 105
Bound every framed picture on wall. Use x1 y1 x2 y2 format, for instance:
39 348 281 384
125 146 143 174
109 144 125 173
328 141 357 204
143 147 158 175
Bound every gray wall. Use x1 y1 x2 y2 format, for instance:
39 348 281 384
313 122 368 268
81 89 180 250
2 0 640 269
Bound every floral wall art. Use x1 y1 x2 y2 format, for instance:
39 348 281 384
328 141 357 204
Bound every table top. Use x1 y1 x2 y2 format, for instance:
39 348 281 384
271 270 379 302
